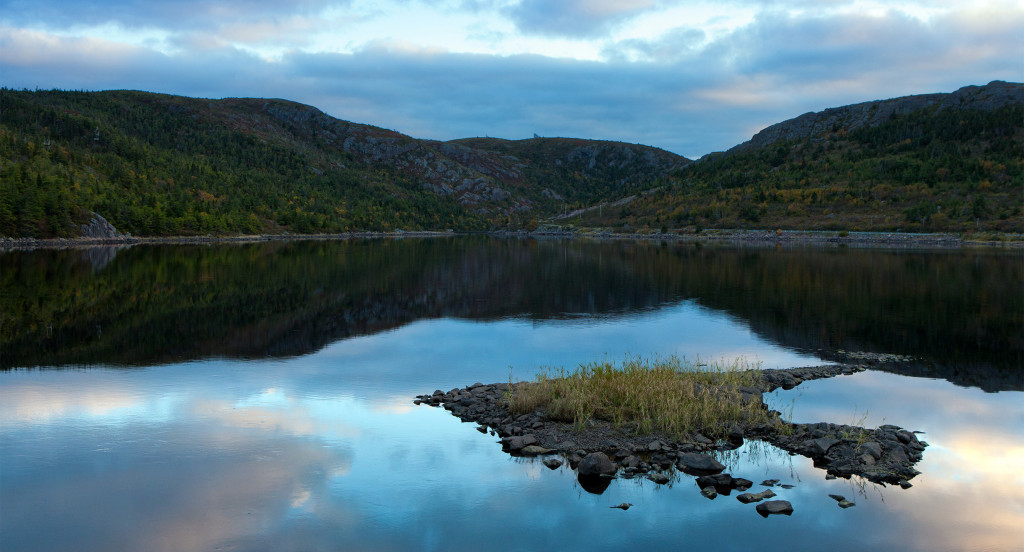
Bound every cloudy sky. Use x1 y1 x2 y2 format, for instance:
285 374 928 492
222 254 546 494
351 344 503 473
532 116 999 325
2 0 1021 157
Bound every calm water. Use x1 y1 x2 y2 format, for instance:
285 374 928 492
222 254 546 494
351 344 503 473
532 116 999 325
1 238 1022 551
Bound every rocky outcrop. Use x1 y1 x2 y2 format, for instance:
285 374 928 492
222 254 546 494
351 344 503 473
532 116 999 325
79 212 124 239
415 364 929 498
728 80 1023 154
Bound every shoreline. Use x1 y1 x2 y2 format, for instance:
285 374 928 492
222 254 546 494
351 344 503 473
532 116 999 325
415 361 929 508
2 228 1022 252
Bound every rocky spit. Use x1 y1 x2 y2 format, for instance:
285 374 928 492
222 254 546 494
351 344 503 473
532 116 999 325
415 361 929 515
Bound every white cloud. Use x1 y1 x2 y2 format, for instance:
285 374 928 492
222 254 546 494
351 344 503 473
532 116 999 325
1 1 1020 157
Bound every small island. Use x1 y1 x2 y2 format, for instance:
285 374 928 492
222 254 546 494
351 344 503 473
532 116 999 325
416 356 928 514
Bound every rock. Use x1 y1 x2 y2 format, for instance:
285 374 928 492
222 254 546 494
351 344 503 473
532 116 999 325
732 478 753 491
696 474 734 488
728 425 744 445
577 452 617 477
761 479 780 487
609 503 632 510
647 440 662 451
899 479 913 489
80 212 124 239
737 489 777 504
756 500 794 517
677 453 726 474
543 458 563 470
520 445 554 456
828 494 846 502
888 446 910 464
700 486 718 499
807 437 840 456
621 455 642 469
647 473 671 485
860 441 883 459
779 484 795 489
501 435 537 452
838 500 856 509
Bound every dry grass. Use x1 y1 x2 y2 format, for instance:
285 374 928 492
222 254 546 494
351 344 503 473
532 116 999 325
506 356 772 439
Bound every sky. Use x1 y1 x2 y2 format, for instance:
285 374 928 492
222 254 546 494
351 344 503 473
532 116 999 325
1 0 1021 158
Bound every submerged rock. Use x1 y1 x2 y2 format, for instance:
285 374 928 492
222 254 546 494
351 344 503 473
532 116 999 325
647 473 671 485
755 500 794 517
737 489 777 504
543 457 563 469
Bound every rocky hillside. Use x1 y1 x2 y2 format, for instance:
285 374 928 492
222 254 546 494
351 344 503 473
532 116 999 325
0 90 688 238
728 81 1022 154
571 81 1023 233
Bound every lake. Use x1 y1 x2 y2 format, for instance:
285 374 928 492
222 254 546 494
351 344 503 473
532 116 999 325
1 237 1021 551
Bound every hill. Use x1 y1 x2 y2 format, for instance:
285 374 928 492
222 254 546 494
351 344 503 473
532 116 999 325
568 81 1023 234
0 90 687 238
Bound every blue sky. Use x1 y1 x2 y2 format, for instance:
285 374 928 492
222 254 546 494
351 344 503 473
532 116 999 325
1 0 1021 157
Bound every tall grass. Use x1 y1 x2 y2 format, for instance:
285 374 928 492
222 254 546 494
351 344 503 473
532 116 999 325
507 356 770 439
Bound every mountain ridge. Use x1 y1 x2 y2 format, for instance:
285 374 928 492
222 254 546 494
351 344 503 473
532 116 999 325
1 81 1021 238
726 80 1022 155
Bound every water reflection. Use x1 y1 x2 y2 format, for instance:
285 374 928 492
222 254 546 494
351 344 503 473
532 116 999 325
2 238 1022 551
3 238 1021 390
2 356 1023 551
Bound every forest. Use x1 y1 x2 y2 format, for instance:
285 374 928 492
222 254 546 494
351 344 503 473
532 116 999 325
1 87 1021 238
576 104 1023 233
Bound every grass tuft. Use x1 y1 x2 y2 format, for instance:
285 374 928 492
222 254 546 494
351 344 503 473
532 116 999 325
507 356 774 439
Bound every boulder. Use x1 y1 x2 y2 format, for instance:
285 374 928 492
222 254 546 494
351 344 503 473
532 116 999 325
860 441 882 459
700 486 718 499
577 452 617 477
732 478 753 491
543 457 563 470
520 445 554 456
755 500 794 517
696 474 734 488
736 489 776 504
647 473 671 485
677 453 726 474
807 437 840 456
501 435 537 452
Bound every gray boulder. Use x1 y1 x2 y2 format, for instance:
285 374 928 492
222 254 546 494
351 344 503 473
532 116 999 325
577 452 616 477
501 435 537 452
736 489 777 504
677 452 726 474
756 500 794 517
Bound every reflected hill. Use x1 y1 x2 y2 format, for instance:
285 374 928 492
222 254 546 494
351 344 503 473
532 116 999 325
1 238 1020 390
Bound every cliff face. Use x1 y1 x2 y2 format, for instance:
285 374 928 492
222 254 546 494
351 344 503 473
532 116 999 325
728 81 1024 154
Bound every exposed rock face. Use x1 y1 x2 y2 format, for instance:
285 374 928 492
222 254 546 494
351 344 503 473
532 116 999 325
79 212 124 239
254 99 688 216
728 80 1023 154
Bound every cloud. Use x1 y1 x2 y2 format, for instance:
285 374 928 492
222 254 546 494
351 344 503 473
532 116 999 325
2 2 1021 158
0 0 340 31
507 0 657 37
